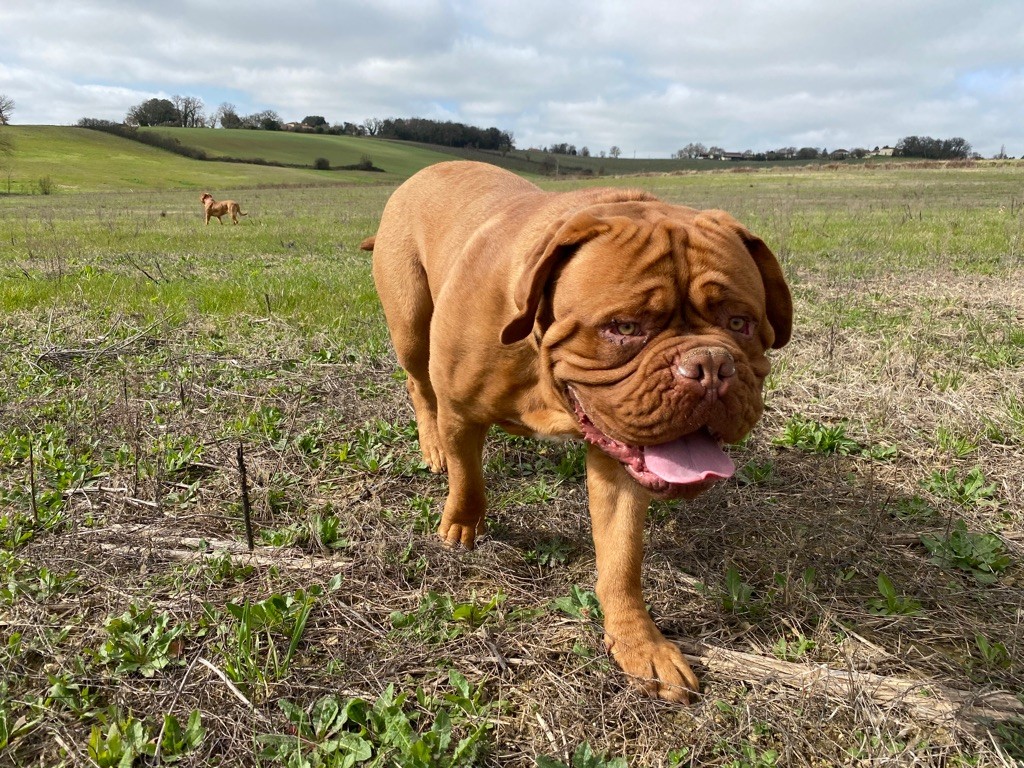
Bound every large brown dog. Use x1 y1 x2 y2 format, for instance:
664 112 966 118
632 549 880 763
200 192 248 225
361 161 792 702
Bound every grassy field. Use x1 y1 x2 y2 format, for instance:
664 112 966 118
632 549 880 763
141 127 460 179
0 126 450 195
1 130 1023 766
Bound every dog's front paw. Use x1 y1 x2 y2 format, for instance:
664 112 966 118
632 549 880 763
438 515 485 549
605 631 700 703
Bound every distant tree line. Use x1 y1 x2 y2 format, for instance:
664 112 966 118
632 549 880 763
674 142 872 161
673 136 973 162
115 97 517 152
893 135 972 160
364 117 514 152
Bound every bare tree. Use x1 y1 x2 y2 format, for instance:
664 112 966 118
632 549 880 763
0 94 14 125
172 94 205 128
0 96 12 184
609 145 621 159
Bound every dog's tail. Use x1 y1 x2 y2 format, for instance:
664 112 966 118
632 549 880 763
359 236 375 251
238 209 248 216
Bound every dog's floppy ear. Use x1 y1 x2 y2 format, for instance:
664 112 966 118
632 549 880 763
500 212 611 344
698 211 792 349
741 233 792 349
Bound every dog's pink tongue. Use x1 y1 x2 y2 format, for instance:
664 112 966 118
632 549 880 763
644 432 735 484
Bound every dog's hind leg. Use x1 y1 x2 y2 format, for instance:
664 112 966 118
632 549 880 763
367 238 446 473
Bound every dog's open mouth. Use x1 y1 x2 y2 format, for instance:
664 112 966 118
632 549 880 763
569 390 735 495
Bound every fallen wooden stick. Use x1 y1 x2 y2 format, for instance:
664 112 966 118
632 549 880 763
681 640 1024 736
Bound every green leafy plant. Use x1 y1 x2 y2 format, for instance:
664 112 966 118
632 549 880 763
259 671 494 767
0 553 81 603
96 605 185 677
184 549 255 586
404 493 440 533
722 567 755 614
773 632 816 662
867 573 921 616
333 419 424 474
537 743 628 768
88 717 150 767
390 591 506 644
888 495 937 521
551 586 603 622
522 477 559 504
737 459 774 485
974 633 1011 668
155 710 206 762
261 512 349 552
921 520 1010 584
922 467 998 508
774 415 862 455
229 404 287 445
86 711 204 766
0 702 39 750
156 433 205 473
774 416 895 460
223 587 319 678
45 675 103 719
524 536 573 567
935 426 979 457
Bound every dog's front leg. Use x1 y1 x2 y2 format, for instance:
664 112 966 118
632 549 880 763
585 446 700 703
436 408 488 549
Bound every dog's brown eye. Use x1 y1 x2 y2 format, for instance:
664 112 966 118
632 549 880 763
614 321 639 336
728 317 751 334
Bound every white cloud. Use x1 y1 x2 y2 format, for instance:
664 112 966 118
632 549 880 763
1 0 1022 156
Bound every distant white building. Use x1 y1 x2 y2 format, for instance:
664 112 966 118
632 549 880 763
872 145 895 157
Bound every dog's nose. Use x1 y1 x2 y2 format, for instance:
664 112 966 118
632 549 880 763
675 347 735 396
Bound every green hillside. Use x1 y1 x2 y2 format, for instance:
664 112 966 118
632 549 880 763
0 126 447 194
143 127 457 178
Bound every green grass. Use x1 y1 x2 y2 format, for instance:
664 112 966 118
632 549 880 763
143 127 458 178
0 185 391 345
0 126 394 193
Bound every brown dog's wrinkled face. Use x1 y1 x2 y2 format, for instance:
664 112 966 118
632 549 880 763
525 207 791 499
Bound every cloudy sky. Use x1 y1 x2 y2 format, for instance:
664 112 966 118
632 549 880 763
2 0 1022 157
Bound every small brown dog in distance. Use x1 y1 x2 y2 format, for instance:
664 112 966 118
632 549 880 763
200 192 248 225
361 161 792 702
